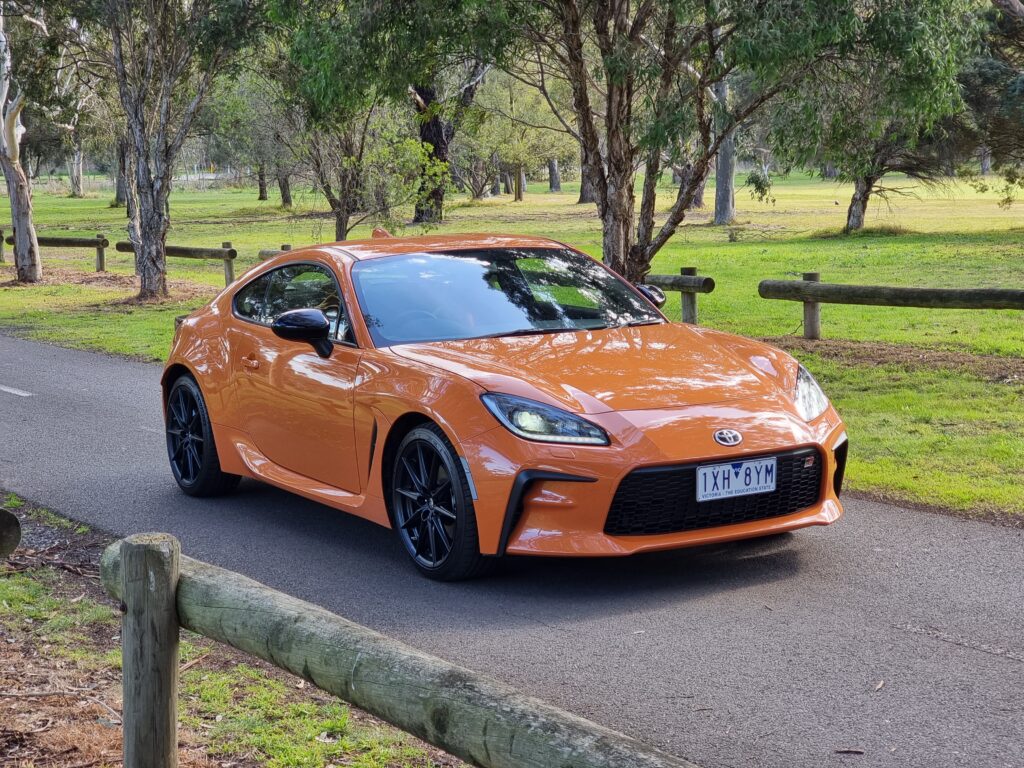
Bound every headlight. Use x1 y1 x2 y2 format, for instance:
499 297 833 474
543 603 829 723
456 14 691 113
794 364 829 421
481 393 610 445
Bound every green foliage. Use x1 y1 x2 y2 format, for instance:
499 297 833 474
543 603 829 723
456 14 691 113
768 0 980 183
275 0 523 119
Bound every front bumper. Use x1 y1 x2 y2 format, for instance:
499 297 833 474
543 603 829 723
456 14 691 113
460 398 848 556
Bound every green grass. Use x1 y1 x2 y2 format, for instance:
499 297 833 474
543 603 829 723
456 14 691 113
805 356 1024 514
1 174 1022 516
0 496 446 767
181 665 437 768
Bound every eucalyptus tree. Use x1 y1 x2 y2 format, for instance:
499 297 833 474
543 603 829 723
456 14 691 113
0 5 55 282
282 0 522 223
963 0 1024 207
456 71 577 201
511 0 953 281
767 0 978 232
82 0 266 299
204 73 299 206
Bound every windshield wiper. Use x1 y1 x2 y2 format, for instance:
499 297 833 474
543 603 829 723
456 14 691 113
472 326 578 340
620 318 664 327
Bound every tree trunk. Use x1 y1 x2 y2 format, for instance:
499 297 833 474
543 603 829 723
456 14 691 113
257 165 268 201
602 165 637 280
412 84 448 224
1 154 41 282
548 158 561 192
333 207 349 241
979 146 992 175
276 170 292 207
490 175 501 197
67 134 84 198
822 163 838 180
133 188 170 298
577 150 597 204
514 165 525 201
712 76 736 225
689 177 706 210
502 172 513 194
113 139 128 208
845 177 874 232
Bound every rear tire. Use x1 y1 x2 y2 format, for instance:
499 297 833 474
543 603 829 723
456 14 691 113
390 424 493 581
165 375 240 497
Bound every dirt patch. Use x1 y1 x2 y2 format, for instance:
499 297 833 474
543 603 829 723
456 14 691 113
0 265 217 303
765 336 1024 384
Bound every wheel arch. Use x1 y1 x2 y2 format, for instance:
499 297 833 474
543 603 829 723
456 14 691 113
161 363 197 406
379 411 476 517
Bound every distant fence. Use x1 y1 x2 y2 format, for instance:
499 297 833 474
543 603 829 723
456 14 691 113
1 230 238 286
101 534 698 768
4 231 109 272
759 272 1024 339
646 267 715 324
115 240 237 286
258 243 292 260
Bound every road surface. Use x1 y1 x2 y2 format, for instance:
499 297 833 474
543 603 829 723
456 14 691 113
0 334 1021 768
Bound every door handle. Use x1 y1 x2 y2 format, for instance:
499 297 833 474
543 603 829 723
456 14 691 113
241 355 260 370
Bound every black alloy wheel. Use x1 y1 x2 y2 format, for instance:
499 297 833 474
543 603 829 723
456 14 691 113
391 424 491 580
165 375 240 497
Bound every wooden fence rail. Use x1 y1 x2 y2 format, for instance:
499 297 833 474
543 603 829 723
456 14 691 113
115 241 238 286
258 243 292 260
101 534 698 768
4 233 109 271
645 267 715 324
758 274 1024 340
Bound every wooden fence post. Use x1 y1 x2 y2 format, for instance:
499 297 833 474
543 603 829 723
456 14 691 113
222 242 235 286
803 272 821 340
0 507 21 559
95 234 106 272
681 267 698 324
0 228 5 263
121 533 180 768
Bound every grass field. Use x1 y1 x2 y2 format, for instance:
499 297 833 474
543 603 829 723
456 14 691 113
0 493 457 767
1 174 1021 518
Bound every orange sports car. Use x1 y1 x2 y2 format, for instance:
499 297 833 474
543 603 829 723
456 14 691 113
163 234 847 580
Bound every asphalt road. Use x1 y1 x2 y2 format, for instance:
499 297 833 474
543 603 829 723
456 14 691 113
1 333 1021 768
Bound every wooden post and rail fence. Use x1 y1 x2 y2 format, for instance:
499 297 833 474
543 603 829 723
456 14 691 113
1 230 237 286
100 533 697 768
645 267 715 324
5 232 1021 336
758 273 1024 340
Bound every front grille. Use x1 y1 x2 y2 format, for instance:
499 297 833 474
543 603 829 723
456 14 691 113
604 447 823 536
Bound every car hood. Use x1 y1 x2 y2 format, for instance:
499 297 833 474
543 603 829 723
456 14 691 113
392 323 783 414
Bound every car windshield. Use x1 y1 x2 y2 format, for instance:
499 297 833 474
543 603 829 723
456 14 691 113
350 248 664 347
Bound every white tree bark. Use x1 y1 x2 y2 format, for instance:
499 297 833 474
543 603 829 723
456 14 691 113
0 10 41 282
67 131 84 197
713 79 736 225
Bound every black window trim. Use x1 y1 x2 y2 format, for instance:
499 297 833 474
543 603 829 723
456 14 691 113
231 260 359 348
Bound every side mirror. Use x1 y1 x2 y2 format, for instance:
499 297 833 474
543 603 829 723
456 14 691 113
272 308 333 358
636 284 667 308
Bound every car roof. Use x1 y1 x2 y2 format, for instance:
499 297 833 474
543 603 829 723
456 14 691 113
320 233 570 262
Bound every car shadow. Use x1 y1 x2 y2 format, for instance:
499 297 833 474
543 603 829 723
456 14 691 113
169 479 811 632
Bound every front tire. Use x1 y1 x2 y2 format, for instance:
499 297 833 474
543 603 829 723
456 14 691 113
390 424 492 581
165 375 240 497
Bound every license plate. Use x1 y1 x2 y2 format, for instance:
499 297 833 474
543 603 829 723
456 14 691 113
697 457 777 502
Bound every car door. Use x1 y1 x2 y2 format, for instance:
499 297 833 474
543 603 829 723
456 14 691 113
225 261 363 492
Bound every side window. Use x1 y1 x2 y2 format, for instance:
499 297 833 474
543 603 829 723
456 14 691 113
264 264 350 341
234 273 273 322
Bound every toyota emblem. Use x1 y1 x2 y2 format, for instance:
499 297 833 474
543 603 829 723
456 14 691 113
713 429 743 447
